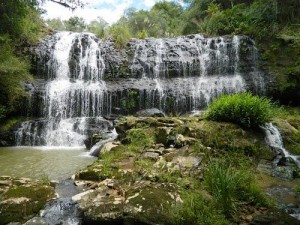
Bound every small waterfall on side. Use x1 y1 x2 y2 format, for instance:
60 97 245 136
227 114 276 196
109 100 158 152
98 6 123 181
262 123 300 168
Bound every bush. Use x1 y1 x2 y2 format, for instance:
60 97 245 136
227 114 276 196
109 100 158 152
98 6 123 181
205 93 273 129
0 105 7 122
105 23 132 49
0 37 31 115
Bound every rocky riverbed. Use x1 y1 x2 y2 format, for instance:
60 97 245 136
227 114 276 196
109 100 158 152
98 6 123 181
73 116 300 224
2 115 300 224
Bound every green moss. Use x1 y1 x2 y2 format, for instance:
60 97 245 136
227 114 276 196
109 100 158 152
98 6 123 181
0 117 27 132
120 89 140 114
0 183 54 224
126 128 155 151
273 114 300 154
193 121 270 159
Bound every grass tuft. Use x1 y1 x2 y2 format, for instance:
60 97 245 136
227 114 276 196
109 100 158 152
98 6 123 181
205 93 274 129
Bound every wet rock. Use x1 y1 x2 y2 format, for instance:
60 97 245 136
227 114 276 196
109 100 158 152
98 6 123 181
136 108 166 117
101 141 119 153
251 209 300 225
257 160 273 175
24 217 47 225
272 166 294 179
0 178 55 225
72 190 95 202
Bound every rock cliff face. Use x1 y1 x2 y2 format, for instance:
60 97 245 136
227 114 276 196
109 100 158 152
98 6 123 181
15 32 267 146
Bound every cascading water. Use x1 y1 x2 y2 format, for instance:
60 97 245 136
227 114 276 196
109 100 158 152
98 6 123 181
263 123 300 168
15 32 265 147
16 32 113 147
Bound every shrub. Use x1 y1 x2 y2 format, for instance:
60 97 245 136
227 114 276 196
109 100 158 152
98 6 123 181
205 93 273 129
0 105 7 122
0 37 31 115
105 22 132 49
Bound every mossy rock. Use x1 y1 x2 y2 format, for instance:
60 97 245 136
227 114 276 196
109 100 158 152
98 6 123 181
0 182 54 225
274 117 300 155
188 121 272 159
124 183 180 224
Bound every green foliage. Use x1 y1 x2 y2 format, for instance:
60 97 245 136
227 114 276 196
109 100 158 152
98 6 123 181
204 160 268 216
196 0 278 39
117 1 184 38
205 93 273 129
87 17 108 38
169 191 230 225
0 105 7 122
65 16 86 32
127 128 154 151
0 0 43 42
105 22 132 49
120 90 140 113
40 174 51 185
295 182 300 194
0 37 32 116
46 18 66 31
137 29 148 39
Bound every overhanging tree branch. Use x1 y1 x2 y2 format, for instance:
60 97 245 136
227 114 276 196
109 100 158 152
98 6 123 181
49 0 84 10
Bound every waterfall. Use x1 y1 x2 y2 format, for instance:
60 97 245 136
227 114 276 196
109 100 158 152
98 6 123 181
262 123 300 168
15 32 265 147
16 32 112 147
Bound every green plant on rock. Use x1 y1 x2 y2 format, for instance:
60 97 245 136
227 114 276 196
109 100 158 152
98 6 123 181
120 90 140 114
168 191 230 225
127 128 154 151
205 93 273 129
204 160 269 217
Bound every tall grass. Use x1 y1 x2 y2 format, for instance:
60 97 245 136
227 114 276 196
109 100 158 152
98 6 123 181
204 160 269 216
205 93 273 129
169 192 230 225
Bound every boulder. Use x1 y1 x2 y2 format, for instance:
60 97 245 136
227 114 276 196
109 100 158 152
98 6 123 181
0 177 55 225
251 209 300 225
78 182 180 225
136 108 165 117
101 142 119 154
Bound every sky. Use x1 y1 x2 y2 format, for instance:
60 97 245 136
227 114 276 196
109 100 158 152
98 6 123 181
42 0 171 24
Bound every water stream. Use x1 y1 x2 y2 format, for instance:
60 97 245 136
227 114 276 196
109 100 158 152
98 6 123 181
263 123 300 168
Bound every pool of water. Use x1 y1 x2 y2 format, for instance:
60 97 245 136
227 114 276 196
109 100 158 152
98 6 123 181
0 147 96 180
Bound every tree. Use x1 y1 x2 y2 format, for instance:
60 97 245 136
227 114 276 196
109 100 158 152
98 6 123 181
65 16 86 32
46 18 66 31
87 17 108 37
45 0 84 10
